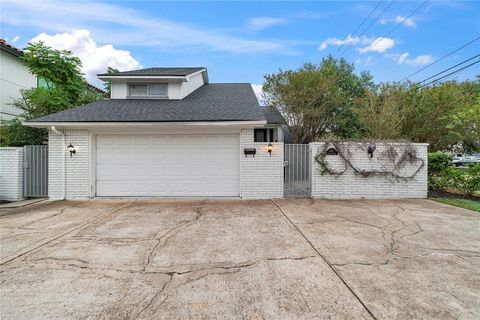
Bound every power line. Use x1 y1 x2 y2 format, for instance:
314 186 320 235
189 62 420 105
417 59 480 88
333 0 384 57
366 0 429 55
416 53 480 84
338 0 396 58
357 1 396 38
401 36 480 81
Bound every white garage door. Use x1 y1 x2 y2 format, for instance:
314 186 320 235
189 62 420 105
96 134 240 197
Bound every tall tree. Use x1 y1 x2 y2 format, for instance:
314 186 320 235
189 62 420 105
263 56 372 143
0 42 101 146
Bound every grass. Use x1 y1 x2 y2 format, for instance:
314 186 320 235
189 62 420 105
431 198 480 212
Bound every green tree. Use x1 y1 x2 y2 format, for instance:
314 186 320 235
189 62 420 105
103 67 119 95
354 82 407 139
263 56 372 143
353 80 479 152
0 42 101 146
446 93 480 153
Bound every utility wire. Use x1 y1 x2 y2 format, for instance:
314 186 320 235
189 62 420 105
401 36 480 81
333 0 384 57
338 0 395 58
416 53 480 84
417 59 480 88
366 0 429 54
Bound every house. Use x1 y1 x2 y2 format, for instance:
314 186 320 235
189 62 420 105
0 39 37 121
25 67 285 199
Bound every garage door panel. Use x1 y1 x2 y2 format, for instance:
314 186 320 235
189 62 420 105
96 135 239 197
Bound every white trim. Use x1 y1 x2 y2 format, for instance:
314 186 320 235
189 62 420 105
98 69 207 82
89 133 96 198
98 75 188 81
24 120 267 128
186 69 209 83
50 126 66 200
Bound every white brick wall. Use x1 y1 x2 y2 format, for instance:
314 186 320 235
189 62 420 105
310 142 428 199
48 130 90 199
47 128 284 199
0 147 24 201
240 129 284 198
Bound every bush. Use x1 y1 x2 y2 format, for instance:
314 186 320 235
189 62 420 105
430 164 480 195
428 152 452 176
452 164 480 195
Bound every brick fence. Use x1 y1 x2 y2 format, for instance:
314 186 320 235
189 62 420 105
0 147 24 201
310 142 428 199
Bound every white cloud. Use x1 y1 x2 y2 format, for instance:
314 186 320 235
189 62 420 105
410 54 434 65
320 35 395 53
319 34 371 50
30 30 142 84
393 15 416 28
2 0 294 55
357 37 395 53
251 84 265 104
386 52 434 66
248 17 288 31
12 36 20 44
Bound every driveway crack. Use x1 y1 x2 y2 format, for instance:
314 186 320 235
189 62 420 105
271 199 377 320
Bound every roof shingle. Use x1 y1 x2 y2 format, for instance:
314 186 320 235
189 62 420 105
261 106 285 125
27 83 266 123
98 67 205 77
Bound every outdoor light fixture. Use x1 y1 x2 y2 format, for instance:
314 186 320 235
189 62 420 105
367 143 376 158
267 143 273 156
67 143 76 157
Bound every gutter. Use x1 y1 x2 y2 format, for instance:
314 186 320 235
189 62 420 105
50 126 66 200
24 120 267 128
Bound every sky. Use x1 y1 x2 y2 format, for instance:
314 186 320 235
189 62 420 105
1 0 479 100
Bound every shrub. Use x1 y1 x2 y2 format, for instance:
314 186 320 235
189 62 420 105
432 164 480 195
453 164 480 195
428 152 452 176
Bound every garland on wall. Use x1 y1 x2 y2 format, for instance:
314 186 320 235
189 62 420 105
315 141 425 182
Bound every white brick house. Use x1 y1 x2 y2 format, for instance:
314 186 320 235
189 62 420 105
25 68 284 199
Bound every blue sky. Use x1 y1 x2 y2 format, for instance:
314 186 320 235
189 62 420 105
1 0 479 95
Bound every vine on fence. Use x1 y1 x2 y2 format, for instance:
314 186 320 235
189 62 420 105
315 141 425 182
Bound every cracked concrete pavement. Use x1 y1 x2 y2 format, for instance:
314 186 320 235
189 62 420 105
0 198 479 319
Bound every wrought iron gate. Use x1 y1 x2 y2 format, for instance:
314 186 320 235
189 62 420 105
23 145 48 198
284 144 310 197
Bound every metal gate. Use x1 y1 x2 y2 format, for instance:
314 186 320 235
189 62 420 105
284 144 310 197
23 145 48 198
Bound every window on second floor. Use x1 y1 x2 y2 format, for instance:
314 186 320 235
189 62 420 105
128 83 168 98
254 128 278 143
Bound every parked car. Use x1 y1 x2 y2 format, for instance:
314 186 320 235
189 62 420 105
453 155 480 167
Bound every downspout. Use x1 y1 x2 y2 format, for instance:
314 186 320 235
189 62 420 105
50 126 66 200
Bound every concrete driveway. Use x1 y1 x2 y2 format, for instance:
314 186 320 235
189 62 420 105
1 198 478 319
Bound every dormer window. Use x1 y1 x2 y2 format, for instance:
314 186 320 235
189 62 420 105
128 83 168 98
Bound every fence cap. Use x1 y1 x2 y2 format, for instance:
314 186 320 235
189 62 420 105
0 147 24 151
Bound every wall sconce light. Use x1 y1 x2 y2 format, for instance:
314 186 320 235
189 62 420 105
367 143 376 158
267 143 273 156
67 143 76 157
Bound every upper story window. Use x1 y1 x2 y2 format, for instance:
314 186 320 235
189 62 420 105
128 83 168 98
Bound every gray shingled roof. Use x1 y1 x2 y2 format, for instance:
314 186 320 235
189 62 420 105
261 106 285 125
27 83 266 123
98 67 205 77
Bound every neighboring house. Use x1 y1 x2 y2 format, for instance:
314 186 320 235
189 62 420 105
25 67 285 199
0 39 37 121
